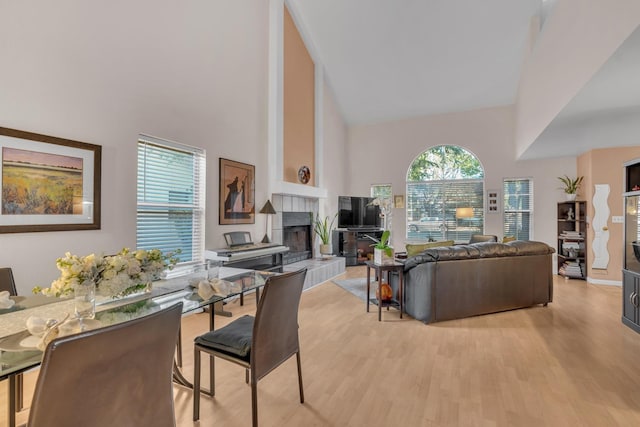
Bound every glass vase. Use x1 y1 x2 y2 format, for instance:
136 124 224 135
74 280 96 320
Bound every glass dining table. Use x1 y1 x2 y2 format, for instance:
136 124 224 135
0 266 274 427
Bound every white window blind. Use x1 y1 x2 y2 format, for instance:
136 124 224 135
137 135 205 264
407 179 484 242
503 178 532 240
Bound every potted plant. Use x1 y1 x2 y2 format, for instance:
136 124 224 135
313 213 337 255
558 175 584 201
372 230 395 265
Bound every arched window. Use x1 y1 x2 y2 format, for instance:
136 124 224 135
406 145 484 242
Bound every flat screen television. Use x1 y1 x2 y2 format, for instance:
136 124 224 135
338 196 381 230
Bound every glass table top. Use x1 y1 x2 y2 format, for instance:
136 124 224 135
0 267 274 380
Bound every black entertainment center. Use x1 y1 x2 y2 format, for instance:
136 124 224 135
333 196 383 265
332 228 384 266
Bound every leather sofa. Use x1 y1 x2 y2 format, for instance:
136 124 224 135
396 240 555 324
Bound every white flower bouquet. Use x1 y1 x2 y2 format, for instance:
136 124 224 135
34 248 180 298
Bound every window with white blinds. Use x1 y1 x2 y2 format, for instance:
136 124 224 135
136 135 205 264
406 145 484 242
407 179 484 242
503 178 532 240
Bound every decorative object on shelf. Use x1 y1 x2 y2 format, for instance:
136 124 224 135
33 248 180 298
0 126 102 233
372 230 395 265
298 165 311 184
313 212 337 255
259 199 276 243
567 207 574 220
219 158 255 225
557 175 584 201
376 281 393 302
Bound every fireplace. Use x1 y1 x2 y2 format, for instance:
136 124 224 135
282 212 313 264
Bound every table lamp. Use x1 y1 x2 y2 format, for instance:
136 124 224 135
456 207 474 219
259 200 276 243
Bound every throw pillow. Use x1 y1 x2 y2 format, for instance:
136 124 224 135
406 240 455 257
502 235 516 243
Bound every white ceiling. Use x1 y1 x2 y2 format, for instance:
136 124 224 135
288 0 640 159
520 25 640 159
288 0 542 124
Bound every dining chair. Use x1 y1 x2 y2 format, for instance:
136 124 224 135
27 302 183 427
0 267 26 412
193 268 307 426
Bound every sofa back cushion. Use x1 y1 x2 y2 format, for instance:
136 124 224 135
405 240 455 257
506 240 556 255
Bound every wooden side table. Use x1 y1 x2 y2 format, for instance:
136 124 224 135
365 261 405 321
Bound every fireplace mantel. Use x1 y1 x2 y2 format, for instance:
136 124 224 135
272 180 327 199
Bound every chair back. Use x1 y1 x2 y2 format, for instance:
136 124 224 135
0 267 17 295
251 268 307 381
28 302 183 427
469 234 498 244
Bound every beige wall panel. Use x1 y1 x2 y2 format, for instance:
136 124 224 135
579 146 640 283
283 6 315 186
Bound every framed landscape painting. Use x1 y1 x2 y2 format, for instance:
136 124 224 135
0 127 101 233
219 158 255 225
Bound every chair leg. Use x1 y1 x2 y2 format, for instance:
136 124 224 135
176 327 183 367
251 380 258 427
296 351 304 403
193 348 201 421
210 353 216 396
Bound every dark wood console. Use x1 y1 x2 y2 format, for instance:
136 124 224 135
332 229 383 266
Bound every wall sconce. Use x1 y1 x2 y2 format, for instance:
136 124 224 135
259 199 276 243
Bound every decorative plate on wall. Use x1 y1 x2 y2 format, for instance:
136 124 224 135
298 166 311 184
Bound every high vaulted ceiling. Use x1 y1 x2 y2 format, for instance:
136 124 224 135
288 0 640 160
288 0 543 124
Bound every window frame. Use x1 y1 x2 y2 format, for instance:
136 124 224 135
136 134 206 266
502 177 533 241
405 145 484 242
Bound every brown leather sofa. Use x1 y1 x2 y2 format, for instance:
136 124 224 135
398 240 555 324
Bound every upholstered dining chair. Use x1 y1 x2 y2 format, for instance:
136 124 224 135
27 302 183 427
193 268 307 426
469 234 498 243
0 267 26 412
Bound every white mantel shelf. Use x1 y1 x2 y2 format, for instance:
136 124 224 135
272 181 327 199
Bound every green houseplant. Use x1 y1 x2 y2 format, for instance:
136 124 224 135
372 230 395 265
558 175 584 200
313 213 337 255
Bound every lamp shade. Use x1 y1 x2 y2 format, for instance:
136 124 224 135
259 200 276 215
456 207 474 218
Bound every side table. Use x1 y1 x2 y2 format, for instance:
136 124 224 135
365 261 405 321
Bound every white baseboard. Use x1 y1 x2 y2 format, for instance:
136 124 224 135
587 276 622 286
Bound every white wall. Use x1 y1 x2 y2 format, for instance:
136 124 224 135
320 82 348 217
0 1 273 293
347 105 574 254
515 0 640 156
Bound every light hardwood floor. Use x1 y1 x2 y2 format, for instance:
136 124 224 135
5 268 640 426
